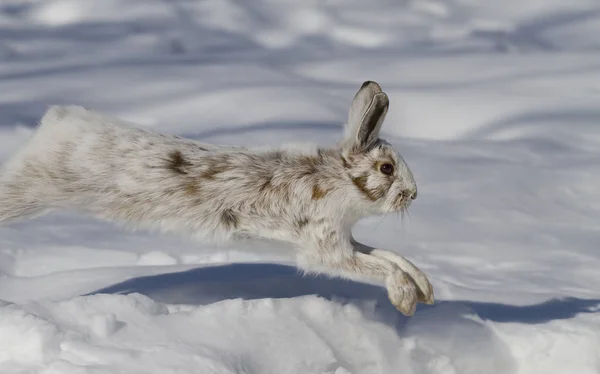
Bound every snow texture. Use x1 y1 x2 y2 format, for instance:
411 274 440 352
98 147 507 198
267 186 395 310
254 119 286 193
1 0 600 373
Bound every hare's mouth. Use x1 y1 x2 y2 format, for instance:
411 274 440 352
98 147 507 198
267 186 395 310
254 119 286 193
392 194 413 212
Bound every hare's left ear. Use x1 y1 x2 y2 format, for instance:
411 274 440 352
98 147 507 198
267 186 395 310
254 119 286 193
342 81 389 151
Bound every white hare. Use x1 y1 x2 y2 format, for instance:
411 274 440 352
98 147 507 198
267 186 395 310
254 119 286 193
0 81 433 315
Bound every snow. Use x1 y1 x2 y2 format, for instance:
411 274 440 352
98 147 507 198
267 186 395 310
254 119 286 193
1 0 600 373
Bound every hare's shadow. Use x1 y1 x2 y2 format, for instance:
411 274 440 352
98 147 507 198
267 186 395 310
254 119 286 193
91 263 600 325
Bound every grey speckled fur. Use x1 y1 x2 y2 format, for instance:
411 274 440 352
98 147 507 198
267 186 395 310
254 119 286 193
0 81 433 315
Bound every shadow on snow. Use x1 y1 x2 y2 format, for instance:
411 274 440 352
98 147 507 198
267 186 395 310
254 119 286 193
90 262 600 325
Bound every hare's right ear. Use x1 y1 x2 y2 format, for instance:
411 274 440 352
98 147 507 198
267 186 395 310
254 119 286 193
342 81 389 152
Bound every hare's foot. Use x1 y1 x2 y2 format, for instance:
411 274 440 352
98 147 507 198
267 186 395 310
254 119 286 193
369 249 434 305
386 270 419 316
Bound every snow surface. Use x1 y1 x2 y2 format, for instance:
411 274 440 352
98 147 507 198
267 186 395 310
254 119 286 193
1 0 600 373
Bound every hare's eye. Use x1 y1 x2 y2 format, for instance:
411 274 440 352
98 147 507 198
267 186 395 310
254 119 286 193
379 163 394 175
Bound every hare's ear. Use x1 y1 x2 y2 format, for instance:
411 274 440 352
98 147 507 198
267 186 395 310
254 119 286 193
343 81 389 151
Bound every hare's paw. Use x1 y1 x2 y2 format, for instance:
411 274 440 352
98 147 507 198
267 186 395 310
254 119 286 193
410 269 434 305
385 271 418 316
371 250 434 305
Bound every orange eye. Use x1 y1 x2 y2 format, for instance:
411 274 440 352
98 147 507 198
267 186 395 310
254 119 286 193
379 163 394 175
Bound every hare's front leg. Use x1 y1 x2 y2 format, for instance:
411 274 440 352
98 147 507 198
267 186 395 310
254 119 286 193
298 237 419 316
352 239 434 305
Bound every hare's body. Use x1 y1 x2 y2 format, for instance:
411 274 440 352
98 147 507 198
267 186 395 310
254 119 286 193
1 106 355 244
0 82 434 315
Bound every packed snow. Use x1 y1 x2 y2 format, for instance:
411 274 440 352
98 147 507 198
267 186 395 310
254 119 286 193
1 0 600 373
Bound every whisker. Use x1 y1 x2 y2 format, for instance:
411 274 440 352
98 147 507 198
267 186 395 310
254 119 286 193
373 202 394 232
400 208 405 228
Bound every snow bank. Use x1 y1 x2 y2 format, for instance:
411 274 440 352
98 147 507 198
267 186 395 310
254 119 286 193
0 294 404 374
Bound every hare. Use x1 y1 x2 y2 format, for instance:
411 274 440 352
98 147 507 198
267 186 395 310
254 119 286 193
0 81 433 315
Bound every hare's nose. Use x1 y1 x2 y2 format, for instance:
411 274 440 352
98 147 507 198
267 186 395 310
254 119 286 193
402 189 417 200
401 189 417 200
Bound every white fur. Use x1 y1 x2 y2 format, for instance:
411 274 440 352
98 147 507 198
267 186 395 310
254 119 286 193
0 81 433 315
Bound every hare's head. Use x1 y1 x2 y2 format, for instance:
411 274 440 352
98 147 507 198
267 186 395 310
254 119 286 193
339 81 417 214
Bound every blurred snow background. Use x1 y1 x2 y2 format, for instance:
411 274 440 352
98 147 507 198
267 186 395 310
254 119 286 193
1 0 600 373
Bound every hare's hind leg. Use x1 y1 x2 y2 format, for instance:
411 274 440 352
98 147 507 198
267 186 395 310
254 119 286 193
298 240 419 316
0 168 50 224
0 186 46 224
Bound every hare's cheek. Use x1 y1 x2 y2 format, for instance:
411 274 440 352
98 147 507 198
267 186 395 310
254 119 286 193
373 186 389 202
351 174 388 202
